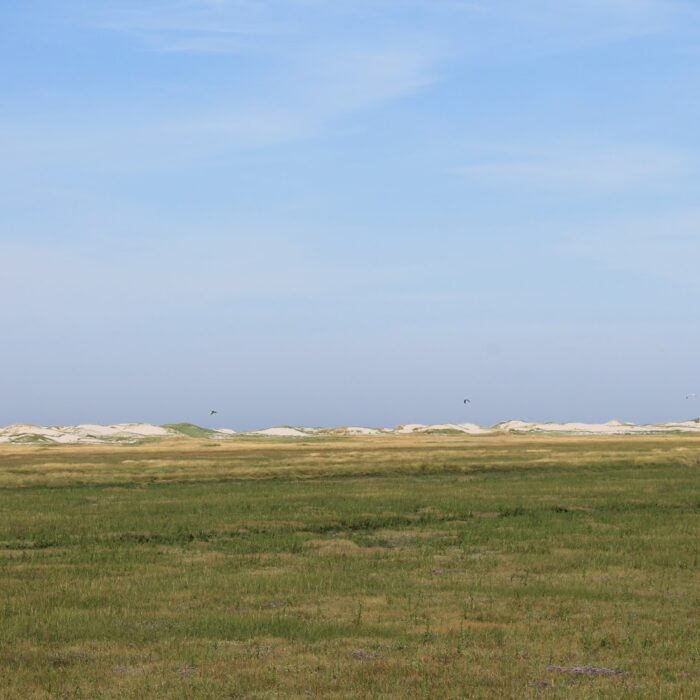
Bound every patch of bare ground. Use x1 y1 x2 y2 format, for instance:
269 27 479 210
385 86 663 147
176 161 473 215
547 664 624 675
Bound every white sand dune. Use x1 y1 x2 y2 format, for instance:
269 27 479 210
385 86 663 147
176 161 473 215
395 422 490 434
426 422 491 434
395 424 428 434
72 423 173 437
0 423 175 444
248 427 310 437
344 426 381 435
496 419 700 435
0 424 87 444
2 419 699 444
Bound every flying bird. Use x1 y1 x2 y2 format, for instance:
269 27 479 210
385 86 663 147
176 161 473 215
210 410 218 415
464 399 471 404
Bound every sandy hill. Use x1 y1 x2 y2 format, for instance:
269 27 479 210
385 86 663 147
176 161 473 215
1 419 699 444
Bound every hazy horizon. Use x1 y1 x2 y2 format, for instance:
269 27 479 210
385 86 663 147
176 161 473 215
3 411 700 433
3 1 700 430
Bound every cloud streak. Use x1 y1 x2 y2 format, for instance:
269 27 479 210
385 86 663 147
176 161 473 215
21 0 685 175
1 30 442 172
454 143 692 192
82 0 693 55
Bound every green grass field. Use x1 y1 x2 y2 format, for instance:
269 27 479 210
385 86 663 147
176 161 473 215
0 435 698 698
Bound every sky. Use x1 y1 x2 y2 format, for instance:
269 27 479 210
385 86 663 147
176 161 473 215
2 0 700 429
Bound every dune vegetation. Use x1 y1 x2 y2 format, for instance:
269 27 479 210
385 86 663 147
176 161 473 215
0 435 698 698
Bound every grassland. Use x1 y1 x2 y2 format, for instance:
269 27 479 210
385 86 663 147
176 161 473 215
0 434 698 698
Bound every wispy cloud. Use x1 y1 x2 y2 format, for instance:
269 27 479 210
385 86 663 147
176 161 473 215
454 143 691 192
82 0 692 55
5 0 695 173
0 2 450 174
0 37 440 173
87 1 289 54
465 0 694 54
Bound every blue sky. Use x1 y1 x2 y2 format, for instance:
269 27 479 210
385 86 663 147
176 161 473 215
2 0 700 428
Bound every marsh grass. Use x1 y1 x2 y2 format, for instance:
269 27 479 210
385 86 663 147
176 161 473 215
0 435 698 698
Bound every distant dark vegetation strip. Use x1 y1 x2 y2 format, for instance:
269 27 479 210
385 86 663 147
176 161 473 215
0 458 683 491
1 502 697 551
